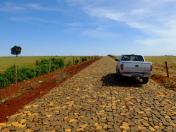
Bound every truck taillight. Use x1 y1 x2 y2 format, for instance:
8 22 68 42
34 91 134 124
150 65 152 71
120 64 124 71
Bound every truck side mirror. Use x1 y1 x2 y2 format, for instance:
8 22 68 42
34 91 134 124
115 59 119 61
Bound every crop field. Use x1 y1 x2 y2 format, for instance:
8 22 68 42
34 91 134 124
0 56 92 73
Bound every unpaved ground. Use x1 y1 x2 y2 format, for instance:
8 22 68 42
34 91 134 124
0 57 176 131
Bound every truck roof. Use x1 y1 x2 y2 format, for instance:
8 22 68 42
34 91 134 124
121 54 143 56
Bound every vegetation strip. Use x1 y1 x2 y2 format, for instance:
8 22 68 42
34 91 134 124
0 56 97 88
0 58 99 123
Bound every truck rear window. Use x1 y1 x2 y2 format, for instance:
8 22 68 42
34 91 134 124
121 55 144 61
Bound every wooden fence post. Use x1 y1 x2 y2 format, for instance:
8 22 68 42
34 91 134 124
48 59 51 72
165 61 169 78
15 64 18 85
73 56 75 65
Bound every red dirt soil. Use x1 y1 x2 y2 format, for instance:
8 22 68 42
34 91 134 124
151 74 176 91
0 59 99 122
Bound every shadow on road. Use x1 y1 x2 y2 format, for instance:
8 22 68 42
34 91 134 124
101 73 143 88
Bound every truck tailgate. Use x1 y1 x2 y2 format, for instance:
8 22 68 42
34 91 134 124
121 61 151 73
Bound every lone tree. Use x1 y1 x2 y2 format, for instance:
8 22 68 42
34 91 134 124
11 45 22 57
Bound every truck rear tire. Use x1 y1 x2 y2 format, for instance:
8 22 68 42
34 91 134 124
116 71 122 81
142 77 149 84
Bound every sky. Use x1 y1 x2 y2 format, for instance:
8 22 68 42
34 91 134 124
0 0 176 56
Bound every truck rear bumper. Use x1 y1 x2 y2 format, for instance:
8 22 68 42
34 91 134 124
120 72 151 78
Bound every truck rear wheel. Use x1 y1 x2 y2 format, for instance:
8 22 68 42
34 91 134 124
142 77 149 84
116 70 122 81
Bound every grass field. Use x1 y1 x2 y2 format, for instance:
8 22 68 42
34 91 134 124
145 56 176 67
145 56 176 76
0 56 92 73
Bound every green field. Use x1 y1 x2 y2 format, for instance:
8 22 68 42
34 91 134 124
0 56 91 73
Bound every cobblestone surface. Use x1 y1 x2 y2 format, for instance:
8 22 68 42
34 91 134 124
0 57 176 131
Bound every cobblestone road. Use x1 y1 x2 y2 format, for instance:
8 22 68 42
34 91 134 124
0 57 176 132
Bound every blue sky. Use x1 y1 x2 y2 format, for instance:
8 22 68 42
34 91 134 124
0 0 176 56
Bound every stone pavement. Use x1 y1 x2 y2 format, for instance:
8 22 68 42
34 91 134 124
0 57 176 132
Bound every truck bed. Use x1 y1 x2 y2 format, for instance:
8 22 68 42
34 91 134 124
120 61 152 73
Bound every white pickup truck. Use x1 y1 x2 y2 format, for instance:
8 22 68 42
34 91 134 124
116 54 152 84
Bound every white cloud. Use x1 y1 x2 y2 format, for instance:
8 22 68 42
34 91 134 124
65 0 105 6
0 2 24 12
0 2 59 12
82 27 118 38
9 16 58 24
130 8 151 16
86 8 124 22
67 0 176 47
24 3 59 11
